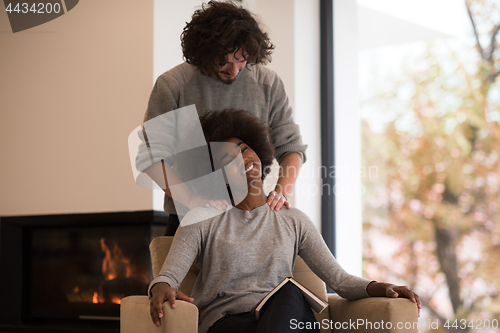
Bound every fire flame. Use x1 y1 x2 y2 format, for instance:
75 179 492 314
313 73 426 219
92 292 99 304
100 238 148 284
110 297 122 304
69 238 148 304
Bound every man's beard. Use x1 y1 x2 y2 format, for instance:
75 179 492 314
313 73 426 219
217 72 237 85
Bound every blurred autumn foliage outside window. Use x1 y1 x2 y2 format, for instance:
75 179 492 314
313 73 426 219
360 1 500 331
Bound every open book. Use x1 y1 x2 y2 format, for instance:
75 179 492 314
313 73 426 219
251 277 328 320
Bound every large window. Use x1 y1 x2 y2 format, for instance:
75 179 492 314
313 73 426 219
359 0 500 331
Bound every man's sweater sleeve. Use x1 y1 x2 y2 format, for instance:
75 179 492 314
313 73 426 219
144 74 179 122
268 74 308 164
135 75 179 173
294 211 371 300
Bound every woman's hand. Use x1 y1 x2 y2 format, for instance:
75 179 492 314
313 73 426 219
150 282 194 327
366 282 421 317
187 196 228 211
386 285 421 317
267 191 290 211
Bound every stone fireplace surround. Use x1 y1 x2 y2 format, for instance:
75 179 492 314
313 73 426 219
0 210 166 333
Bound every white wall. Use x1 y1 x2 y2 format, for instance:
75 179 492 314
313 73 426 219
333 0 363 276
0 0 153 216
293 0 321 230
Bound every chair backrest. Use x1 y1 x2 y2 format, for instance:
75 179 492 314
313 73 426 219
150 236 327 302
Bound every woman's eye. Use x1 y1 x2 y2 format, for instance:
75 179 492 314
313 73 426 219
242 147 248 153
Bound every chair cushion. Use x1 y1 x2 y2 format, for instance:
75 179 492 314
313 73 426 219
150 237 200 295
292 256 328 302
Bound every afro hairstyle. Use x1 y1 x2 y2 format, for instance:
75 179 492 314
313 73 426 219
199 109 275 178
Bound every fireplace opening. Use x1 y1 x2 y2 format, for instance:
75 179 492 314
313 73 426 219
0 210 166 333
29 225 151 320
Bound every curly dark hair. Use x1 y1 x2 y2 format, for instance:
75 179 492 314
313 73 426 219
199 109 275 178
181 1 275 76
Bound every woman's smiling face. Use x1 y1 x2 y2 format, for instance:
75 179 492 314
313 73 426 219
210 138 263 206
217 138 262 181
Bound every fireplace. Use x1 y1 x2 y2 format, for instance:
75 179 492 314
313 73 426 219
0 210 166 333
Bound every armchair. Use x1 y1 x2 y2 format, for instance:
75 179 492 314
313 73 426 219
121 236 418 333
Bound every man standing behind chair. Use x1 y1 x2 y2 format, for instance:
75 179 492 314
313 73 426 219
143 1 307 235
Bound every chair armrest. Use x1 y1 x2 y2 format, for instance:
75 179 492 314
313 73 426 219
121 295 199 333
327 294 418 333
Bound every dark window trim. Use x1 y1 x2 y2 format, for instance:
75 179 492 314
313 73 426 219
320 0 335 256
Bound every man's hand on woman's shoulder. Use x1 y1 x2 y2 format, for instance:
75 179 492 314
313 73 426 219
267 190 290 211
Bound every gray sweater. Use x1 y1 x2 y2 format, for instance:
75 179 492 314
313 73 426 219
149 204 371 333
142 62 308 214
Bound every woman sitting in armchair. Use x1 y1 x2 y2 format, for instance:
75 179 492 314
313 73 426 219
148 109 420 333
